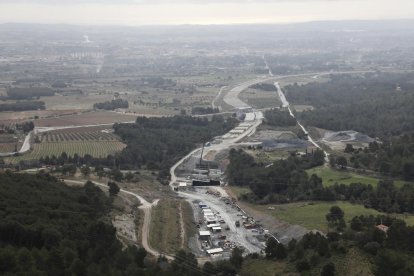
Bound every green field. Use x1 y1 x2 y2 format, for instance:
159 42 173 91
149 199 183 255
227 186 252 199
6 141 126 163
307 166 412 188
240 259 288 276
240 88 282 109
248 201 414 233
5 127 126 163
240 248 374 276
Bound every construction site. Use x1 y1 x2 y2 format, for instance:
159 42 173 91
182 186 273 259
171 130 279 259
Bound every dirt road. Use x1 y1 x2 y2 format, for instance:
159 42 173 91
63 179 173 260
212 86 227 110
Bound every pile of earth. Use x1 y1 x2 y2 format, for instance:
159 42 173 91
323 130 374 143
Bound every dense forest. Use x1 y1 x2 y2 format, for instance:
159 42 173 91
0 121 34 134
1 172 414 275
259 214 414 275
285 73 414 138
6 87 55 100
333 134 414 180
227 149 325 203
114 115 237 179
228 149 414 214
93 99 129 110
0 101 45 112
191 107 219 115
264 109 297 127
0 172 150 275
0 171 258 276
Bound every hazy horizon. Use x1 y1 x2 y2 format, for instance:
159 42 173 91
0 0 413 26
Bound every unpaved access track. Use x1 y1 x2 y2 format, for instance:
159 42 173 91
63 179 172 260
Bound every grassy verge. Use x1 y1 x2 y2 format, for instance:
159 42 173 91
247 201 414 233
240 244 374 276
227 186 252 200
149 199 181 255
307 166 412 188
182 200 196 249
240 259 289 276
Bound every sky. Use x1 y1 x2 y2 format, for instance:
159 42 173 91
0 0 413 25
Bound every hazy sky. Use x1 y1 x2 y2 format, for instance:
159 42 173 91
0 0 413 25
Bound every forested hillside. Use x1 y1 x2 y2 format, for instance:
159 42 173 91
285 73 414 138
264 109 297 127
228 149 414 214
339 133 414 180
0 172 149 275
114 115 237 177
227 149 325 203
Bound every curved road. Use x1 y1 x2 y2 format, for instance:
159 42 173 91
63 179 172 260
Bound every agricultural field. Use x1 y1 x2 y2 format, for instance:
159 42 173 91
0 134 24 154
39 126 119 142
0 143 20 153
5 126 126 163
307 166 413 188
0 110 83 125
34 111 137 127
240 87 281 109
248 201 414 233
40 93 112 110
278 74 330 87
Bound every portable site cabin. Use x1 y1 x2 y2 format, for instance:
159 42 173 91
178 182 187 188
203 210 214 216
207 223 221 229
199 230 211 241
205 214 215 220
206 248 223 256
206 217 217 224
204 214 214 219
212 226 222 233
